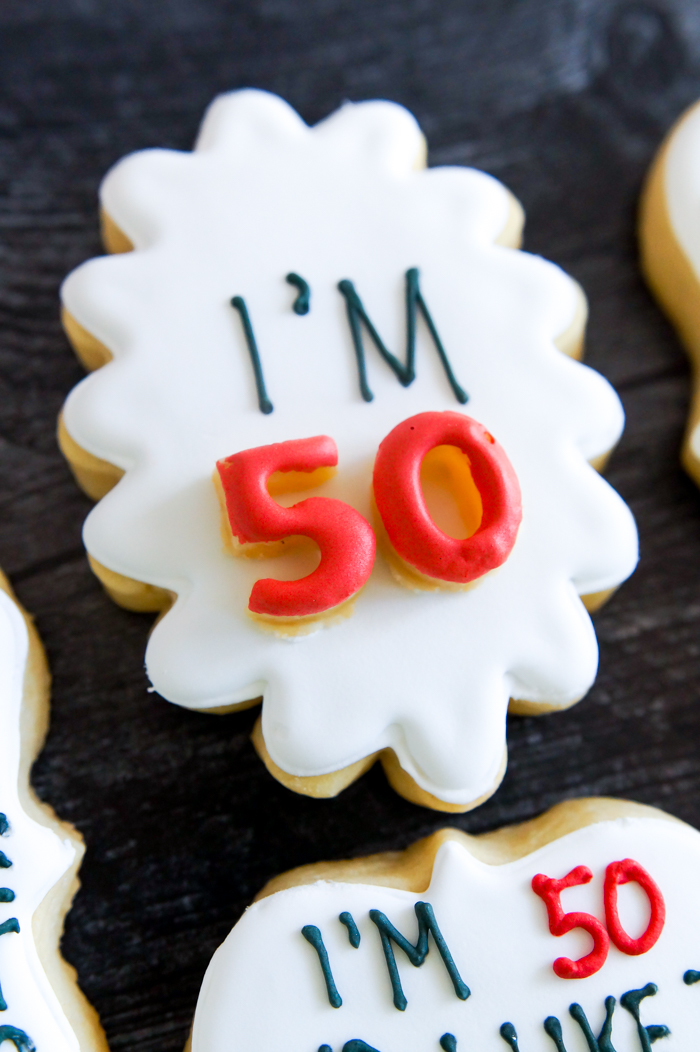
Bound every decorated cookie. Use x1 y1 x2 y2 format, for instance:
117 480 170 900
0 572 107 1051
640 98 700 486
189 798 700 1051
59 89 638 811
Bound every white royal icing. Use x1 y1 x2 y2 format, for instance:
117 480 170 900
660 99 700 461
0 587 80 1050
192 815 700 1051
61 90 638 805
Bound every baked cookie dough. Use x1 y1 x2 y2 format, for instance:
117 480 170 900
640 98 700 485
0 571 107 1051
60 90 637 811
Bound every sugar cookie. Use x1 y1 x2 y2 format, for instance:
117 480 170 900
189 798 700 1051
59 89 637 810
0 571 107 1051
640 98 700 485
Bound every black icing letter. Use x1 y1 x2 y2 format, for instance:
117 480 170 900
369 901 469 1011
0 918 19 1012
543 997 617 1052
0 1027 34 1052
621 984 670 1051
499 1023 521 1050
230 295 274 415
338 269 468 405
302 925 342 1008
339 912 361 948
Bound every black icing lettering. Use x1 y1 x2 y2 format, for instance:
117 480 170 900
544 998 616 1052
301 925 342 1008
0 919 20 1012
499 1022 520 1050
620 984 670 1050
338 269 467 405
568 997 617 1052
230 295 273 415
369 901 469 1011
0 1027 34 1052
339 912 361 948
286 273 311 315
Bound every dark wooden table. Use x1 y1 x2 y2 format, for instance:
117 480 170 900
1 2 699 1048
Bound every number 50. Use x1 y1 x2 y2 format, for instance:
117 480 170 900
215 411 522 622
532 858 666 980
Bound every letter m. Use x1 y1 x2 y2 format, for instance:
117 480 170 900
369 901 469 1011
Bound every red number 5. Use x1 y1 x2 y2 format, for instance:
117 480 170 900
532 859 665 980
532 867 609 979
216 436 376 620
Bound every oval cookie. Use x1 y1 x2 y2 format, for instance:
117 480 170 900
190 798 699 1051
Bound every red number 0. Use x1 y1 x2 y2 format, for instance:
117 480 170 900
373 412 522 585
532 867 609 979
216 436 376 619
533 858 666 979
604 858 665 955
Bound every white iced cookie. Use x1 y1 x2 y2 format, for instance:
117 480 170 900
640 98 700 486
0 572 107 1051
189 798 700 1052
59 89 638 811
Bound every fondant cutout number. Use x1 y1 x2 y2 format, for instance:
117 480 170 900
217 412 520 620
531 867 609 980
604 858 665 956
373 412 522 585
533 858 666 980
216 436 376 619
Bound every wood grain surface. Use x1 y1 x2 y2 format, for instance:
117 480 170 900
0 1 699 1048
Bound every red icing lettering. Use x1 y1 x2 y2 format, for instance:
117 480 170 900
532 866 609 979
604 858 665 956
372 411 522 584
216 436 376 618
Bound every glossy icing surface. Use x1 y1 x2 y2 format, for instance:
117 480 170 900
192 817 700 1051
61 90 637 804
0 588 79 1050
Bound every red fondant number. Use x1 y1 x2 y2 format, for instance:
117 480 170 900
533 858 665 980
218 411 521 618
373 411 522 584
604 858 665 956
532 867 609 980
216 436 376 618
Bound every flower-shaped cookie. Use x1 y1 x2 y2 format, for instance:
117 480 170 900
60 90 637 810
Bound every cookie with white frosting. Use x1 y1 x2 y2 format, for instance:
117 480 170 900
0 572 107 1051
641 99 700 486
189 798 700 1051
59 89 638 811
